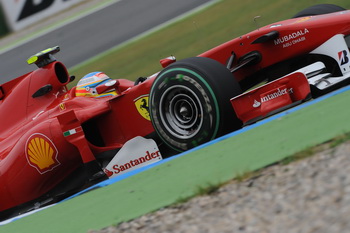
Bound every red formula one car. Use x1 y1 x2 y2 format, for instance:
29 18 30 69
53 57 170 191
1 4 350 220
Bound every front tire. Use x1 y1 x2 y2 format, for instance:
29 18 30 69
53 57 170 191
150 57 242 152
292 4 346 18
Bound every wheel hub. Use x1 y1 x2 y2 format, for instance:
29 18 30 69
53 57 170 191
159 85 204 139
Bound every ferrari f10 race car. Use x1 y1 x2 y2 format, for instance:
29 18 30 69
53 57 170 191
1 4 350 220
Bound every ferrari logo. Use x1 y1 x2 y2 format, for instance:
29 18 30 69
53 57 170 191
134 95 150 121
59 103 66 111
26 134 60 174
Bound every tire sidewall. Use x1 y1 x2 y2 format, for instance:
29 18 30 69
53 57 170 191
150 67 221 151
292 4 346 18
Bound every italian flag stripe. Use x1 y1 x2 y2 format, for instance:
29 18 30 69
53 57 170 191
63 127 82 137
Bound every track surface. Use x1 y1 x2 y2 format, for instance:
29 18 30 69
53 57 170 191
0 0 212 83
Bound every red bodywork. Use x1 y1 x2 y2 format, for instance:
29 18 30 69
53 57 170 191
0 61 154 216
231 72 311 124
1 10 350 218
200 11 350 83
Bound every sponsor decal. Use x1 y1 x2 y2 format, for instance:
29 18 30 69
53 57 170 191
59 103 66 111
338 50 349 65
32 110 44 120
134 95 150 121
104 150 161 176
63 126 83 137
253 88 293 108
1 0 85 31
18 0 54 21
252 100 261 108
270 24 282 28
292 17 312 24
26 133 60 174
62 93 70 101
274 28 309 48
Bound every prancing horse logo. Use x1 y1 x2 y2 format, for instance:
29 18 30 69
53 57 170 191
134 95 150 121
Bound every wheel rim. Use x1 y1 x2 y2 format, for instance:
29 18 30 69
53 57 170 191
159 85 204 139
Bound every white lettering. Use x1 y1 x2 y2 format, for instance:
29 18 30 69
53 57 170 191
274 29 309 45
256 88 293 106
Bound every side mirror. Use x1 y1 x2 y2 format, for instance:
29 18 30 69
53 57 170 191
32 84 52 98
0 86 4 100
160 56 176 68
69 76 75 83
96 79 120 95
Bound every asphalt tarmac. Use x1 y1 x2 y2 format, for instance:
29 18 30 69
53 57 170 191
0 0 212 83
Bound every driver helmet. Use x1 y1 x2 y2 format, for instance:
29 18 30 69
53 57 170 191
75 72 118 98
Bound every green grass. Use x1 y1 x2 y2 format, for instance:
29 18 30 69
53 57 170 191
68 0 350 87
173 182 225 205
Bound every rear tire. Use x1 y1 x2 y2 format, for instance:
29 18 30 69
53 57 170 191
150 57 242 152
293 4 346 18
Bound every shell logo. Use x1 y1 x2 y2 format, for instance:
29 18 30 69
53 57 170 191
26 134 60 174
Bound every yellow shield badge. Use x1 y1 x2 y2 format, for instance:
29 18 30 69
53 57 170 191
26 133 60 174
134 95 150 121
